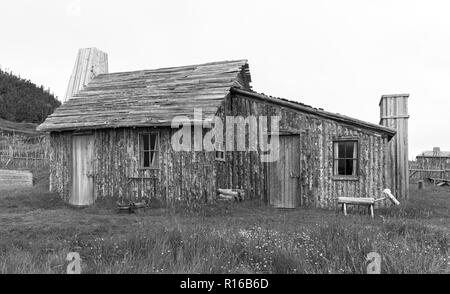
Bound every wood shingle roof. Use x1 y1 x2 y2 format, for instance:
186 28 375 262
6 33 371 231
37 60 250 131
38 58 395 138
417 150 450 158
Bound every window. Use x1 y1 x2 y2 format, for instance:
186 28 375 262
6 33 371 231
333 140 358 176
215 138 225 161
139 133 159 169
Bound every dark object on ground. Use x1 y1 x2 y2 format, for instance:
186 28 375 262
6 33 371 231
116 200 149 213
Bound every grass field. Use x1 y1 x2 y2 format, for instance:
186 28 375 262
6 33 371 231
0 178 448 274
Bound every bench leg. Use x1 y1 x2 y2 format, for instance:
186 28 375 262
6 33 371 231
343 203 347 216
370 204 374 218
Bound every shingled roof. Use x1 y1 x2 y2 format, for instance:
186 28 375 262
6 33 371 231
417 150 450 158
37 60 251 132
38 59 395 138
230 88 397 138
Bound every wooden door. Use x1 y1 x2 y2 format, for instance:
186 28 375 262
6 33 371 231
268 135 300 208
71 135 94 206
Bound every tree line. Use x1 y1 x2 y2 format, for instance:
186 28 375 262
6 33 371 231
0 68 61 124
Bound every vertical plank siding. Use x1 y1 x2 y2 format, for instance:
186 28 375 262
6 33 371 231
49 127 216 204
216 93 391 209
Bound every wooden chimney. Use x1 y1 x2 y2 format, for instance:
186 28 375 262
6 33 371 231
63 47 108 102
379 94 410 199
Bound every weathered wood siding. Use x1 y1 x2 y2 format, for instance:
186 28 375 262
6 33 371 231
49 127 216 204
214 95 267 202
216 93 391 208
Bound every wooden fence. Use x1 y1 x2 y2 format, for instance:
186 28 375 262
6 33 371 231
409 168 450 182
0 134 49 170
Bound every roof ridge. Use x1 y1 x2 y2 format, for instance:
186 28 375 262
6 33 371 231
97 59 249 77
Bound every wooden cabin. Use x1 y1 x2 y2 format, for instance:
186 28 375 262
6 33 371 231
413 147 450 180
37 48 408 208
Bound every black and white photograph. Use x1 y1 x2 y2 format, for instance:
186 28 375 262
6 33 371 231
0 0 449 280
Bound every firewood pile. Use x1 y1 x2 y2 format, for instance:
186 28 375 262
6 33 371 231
217 188 246 202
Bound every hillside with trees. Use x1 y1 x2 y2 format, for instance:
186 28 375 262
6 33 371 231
0 69 61 124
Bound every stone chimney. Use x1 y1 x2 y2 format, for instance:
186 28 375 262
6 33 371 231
379 94 409 200
63 47 108 102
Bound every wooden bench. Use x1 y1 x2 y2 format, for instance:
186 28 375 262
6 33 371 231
338 197 378 218
338 189 400 218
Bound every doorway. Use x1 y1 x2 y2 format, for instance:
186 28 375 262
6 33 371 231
71 134 94 206
268 134 301 208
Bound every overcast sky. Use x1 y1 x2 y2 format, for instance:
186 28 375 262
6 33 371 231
1 0 449 158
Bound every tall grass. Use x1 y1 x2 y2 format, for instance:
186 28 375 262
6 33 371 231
0 216 448 274
0 181 448 274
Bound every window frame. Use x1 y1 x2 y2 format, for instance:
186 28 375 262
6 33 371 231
332 138 359 180
215 137 225 162
138 132 160 170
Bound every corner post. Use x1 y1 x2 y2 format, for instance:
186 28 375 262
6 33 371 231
379 94 410 200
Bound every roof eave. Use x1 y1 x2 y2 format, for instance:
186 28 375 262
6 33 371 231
37 119 215 133
231 87 397 139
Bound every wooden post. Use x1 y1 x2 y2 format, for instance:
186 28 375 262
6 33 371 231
343 203 347 216
379 94 409 200
418 180 423 190
369 204 374 218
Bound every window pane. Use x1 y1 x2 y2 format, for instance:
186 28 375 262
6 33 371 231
142 134 150 151
143 151 150 167
215 150 225 160
345 142 355 158
150 151 158 167
338 159 346 175
150 133 157 151
345 159 354 175
338 143 346 158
